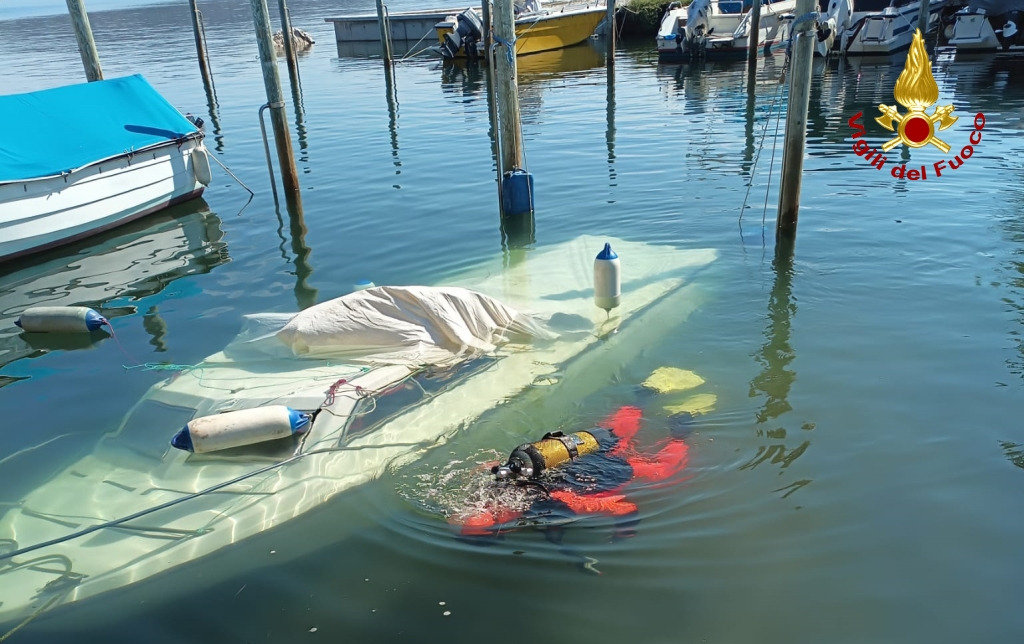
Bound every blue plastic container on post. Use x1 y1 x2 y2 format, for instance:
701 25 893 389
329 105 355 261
501 168 534 217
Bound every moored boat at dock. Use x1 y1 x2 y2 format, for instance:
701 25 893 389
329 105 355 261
435 1 607 58
656 0 798 62
0 75 210 264
947 0 1024 51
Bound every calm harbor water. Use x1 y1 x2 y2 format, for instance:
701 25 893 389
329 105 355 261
3 1 1024 642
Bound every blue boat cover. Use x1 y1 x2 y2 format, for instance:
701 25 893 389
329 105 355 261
0 74 199 183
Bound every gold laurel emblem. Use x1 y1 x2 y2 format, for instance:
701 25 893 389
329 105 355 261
875 29 958 153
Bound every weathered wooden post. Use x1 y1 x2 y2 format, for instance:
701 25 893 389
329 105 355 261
250 0 301 201
278 0 302 91
606 0 617 63
493 0 532 217
188 0 214 92
747 0 762 76
375 0 393 66
65 0 103 81
775 0 815 244
917 0 931 36
481 0 492 54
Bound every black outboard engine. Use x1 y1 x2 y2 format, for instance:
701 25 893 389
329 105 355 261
441 9 484 59
1000 10 1023 49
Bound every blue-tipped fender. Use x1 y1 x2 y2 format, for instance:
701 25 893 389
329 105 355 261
171 406 311 453
15 306 107 333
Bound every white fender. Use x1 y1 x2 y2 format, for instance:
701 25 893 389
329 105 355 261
594 242 621 311
191 146 213 187
15 306 107 333
171 405 311 453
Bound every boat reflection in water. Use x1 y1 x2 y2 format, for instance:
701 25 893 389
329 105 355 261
0 199 229 373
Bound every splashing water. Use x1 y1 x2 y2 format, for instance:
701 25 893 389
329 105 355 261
397 448 545 523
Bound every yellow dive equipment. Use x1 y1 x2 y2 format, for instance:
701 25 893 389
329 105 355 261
492 431 600 479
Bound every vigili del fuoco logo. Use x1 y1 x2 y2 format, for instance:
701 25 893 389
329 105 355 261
847 29 986 181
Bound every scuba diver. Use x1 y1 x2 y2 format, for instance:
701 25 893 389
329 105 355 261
451 404 696 562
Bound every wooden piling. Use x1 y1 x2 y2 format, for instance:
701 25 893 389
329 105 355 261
775 0 815 244
493 0 524 175
278 0 302 92
606 0 617 63
65 0 103 81
481 0 492 55
917 0 931 36
747 0 761 76
250 0 301 200
375 0 393 67
188 0 214 92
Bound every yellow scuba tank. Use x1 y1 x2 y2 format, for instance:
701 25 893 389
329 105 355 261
492 431 600 479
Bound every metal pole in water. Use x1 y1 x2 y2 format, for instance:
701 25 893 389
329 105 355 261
278 0 302 92
375 0 393 66
65 0 103 81
250 0 301 201
917 0 932 36
493 0 532 217
775 0 815 244
747 0 762 76
188 0 214 92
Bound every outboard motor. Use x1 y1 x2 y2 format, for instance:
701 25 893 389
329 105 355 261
440 8 484 59
1000 10 1023 49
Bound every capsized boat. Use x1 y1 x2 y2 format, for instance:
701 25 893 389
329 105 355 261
656 0 799 62
0 75 211 263
436 0 607 58
0 235 716 625
947 0 1024 50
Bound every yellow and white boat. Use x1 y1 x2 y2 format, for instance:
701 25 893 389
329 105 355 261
436 1 608 58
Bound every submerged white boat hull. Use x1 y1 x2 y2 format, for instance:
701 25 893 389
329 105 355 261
0 235 716 625
0 139 207 263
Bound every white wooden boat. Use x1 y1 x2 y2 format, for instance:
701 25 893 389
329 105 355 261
657 0 799 62
0 74 211 264
0 235 717 627
947 0 1024 50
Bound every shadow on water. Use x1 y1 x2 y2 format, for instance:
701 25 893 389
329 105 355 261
0 199 230 374
742 241 811 496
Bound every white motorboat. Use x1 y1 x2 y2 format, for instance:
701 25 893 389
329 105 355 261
657 0 799 62
0 74 211 263
835 0 950 55
947 0 1024 50
0 235 716 626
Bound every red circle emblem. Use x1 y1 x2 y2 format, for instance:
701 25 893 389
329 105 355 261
904 116 931 144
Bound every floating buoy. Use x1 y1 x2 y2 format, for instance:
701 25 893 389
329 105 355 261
171 405 311 453
594 242 621 311
501 168 534 217
15 306 107 333
191 146 212 186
